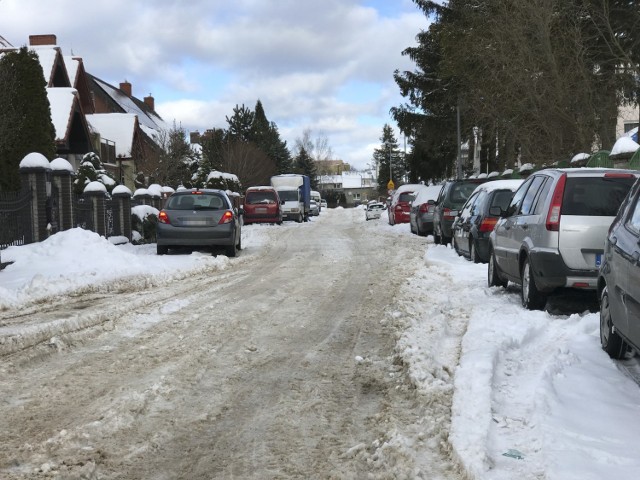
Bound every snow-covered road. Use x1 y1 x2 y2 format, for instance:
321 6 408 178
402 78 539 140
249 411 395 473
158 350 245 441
3 206 640 480
0 209 464 479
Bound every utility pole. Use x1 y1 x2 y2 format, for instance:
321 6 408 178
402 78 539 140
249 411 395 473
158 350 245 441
456 99 463 180
388 145 392 182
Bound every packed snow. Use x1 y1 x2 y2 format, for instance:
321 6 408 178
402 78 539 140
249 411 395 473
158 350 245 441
1 207 640 479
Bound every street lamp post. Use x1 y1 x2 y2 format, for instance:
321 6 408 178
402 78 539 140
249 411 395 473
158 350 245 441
388 145 392 182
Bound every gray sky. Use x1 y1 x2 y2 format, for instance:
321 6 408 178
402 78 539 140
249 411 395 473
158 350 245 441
1 0 428 170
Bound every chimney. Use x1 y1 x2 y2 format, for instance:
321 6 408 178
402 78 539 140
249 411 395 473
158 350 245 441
29 34 57 46
190 131 201 144
143 94 155 111
120 80 132 97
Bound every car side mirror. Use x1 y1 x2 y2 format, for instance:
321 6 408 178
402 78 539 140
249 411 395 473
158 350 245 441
428 199 435 205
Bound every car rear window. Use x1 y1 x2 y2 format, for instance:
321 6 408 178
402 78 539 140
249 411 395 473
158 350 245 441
562 176 636 216
166 194 225 210
398 192 415 203
491 190 515 211
450 182 480 206
246 191 277 204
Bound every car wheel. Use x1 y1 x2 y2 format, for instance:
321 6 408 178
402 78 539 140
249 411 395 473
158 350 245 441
600 286 628 359
157 244 168 255
433 223 441 244
410 221 416 234
488 248 508 288
297 214 303 223
237 232 242 251
226 242 238 257
470 239 480 264
521 257 546 310
453 236 460 255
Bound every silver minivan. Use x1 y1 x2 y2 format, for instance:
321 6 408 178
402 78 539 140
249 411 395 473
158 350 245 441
488 168 639 310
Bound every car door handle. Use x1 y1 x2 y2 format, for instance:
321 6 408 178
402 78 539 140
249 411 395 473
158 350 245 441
610 235 617 246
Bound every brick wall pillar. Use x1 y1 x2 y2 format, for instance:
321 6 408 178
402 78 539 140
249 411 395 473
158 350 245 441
51 169 74 231
113 190 132 241
19 165 50 242
84 191 107 237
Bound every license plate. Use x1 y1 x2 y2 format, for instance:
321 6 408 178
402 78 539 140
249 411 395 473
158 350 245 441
595 253 602 267
256 208 267 213
184 220 208 226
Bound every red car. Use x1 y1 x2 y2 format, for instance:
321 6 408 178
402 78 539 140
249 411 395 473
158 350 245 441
388 184 422 225
243 186 283 225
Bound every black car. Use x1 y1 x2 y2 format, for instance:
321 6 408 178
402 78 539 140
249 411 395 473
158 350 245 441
452 179 523 263
432 178 488 245
598 176 640 359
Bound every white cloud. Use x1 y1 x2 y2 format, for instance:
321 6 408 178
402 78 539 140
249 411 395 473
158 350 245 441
2 0 426 169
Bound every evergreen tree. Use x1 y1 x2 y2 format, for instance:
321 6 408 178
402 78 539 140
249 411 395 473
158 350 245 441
73 152 117 194
294 146 318 189
374 125 404 197
0 47 56 191
226 104 255 142
155 122 199 188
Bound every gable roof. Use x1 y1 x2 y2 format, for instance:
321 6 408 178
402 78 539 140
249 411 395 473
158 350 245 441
47 88 78 141
86 113 138 158
87 74 166 140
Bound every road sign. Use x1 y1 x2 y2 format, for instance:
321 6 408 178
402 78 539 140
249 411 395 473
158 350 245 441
387 180 395 190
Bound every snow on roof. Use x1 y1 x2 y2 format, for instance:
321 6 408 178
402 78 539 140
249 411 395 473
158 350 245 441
413 184 443 204
86 113 136 158
65 56 80 86
50 157 74 172
19 152 50 169
92 76 166 134
519 163 534 172
47 88 76 141
472 179 524 195
611 136 640 156
488 171 499 178
31 46 58 84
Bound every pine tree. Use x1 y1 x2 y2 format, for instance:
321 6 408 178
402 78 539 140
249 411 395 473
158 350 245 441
73 152 117 194
374 124 404 196
0 47 56 191
294 146 318 189
226 104 255 142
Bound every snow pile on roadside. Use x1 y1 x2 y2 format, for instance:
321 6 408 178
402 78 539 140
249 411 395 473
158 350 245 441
0 228 232 310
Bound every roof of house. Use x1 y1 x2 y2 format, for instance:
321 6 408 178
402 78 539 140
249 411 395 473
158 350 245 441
88 74 166 140
86 113 137 158
47 88 78 141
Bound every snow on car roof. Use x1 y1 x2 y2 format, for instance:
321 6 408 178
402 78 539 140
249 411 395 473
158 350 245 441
470 179 524 195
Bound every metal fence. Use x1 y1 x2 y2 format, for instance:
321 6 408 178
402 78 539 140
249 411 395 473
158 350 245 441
74 194 94 232
0 190 33 249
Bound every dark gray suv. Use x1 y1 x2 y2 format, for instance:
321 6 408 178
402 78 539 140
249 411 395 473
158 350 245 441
488 168 638 310
432 178 488 245
598 176 640 358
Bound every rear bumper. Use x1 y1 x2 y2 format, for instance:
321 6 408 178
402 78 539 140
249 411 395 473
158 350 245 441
529 249 598 291
157 224 235 246
244 214 281 224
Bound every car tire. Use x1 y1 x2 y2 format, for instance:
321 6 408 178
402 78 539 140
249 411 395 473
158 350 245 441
600 286 629 359
157 244 168 255
237 232 242 251
297 214 303 223
226 243 237 258
410 221 416 234
433 223 441 244
488 249 508 288
521 257 546 310
470 239 480 264
453 237 460 255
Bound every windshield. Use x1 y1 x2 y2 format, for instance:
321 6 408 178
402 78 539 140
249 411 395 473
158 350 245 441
562 176 635 216
278 190 299 202
246 191 277 204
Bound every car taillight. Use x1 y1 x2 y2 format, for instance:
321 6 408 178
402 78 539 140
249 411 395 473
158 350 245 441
604 173 636 179
218 210 234 224
443 208 457 220
395 204 403 211
158 210 170 224
419 203 429 213
546 173 567 231
479 217 498 232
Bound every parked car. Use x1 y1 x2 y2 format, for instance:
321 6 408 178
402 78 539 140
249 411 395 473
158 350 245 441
309 200 320 216
409 184 443 236
388 184 422 225
320 199 328 209
598 175 640 359
488 168 638 310
365 202 385 220
243 186 282 225
433 178 489 244
311 190 322 212
452 180 523 263
156 189 242 257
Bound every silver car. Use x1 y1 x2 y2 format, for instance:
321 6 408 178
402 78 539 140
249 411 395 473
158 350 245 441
156 189 242 257
409 184 443 236
488 168 639 310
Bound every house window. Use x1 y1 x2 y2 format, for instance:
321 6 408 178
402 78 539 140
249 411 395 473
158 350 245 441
353 193 361 200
